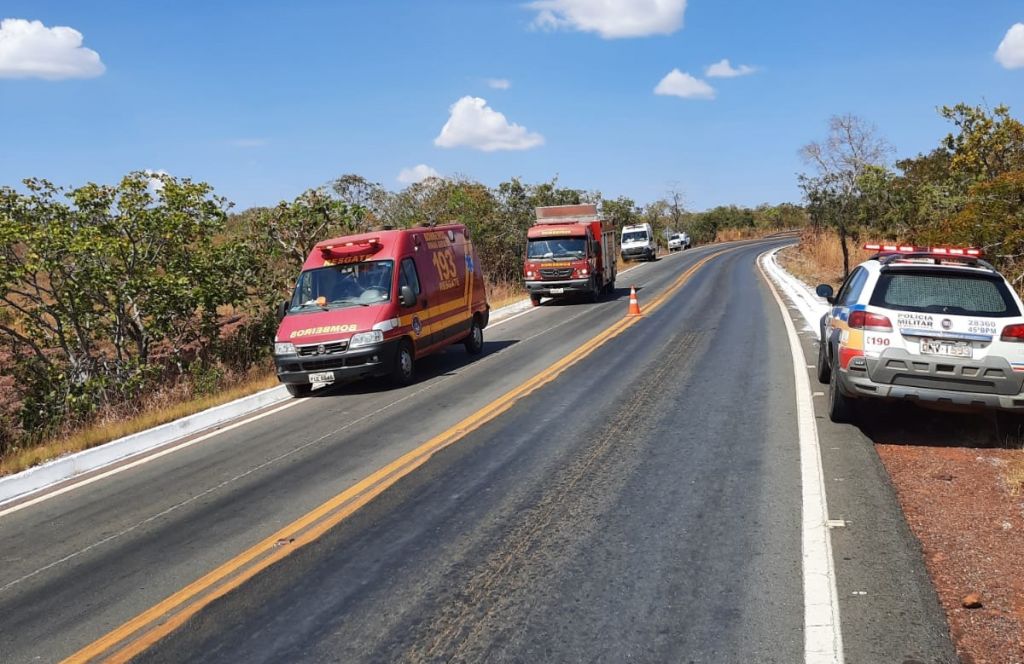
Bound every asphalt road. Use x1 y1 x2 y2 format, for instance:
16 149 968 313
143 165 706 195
0 238 954 663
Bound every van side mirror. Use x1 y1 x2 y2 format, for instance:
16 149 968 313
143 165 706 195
815 284 835 304
400 285 416 308
277 299 289 321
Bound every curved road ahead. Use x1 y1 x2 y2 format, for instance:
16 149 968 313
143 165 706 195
0 238 954 663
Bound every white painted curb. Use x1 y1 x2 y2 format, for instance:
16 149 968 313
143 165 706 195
762 247 829 333
0 298 536 508
0 385 290 507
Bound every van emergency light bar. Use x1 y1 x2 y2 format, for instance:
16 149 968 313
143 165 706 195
317 237 382 258
863 243 983 257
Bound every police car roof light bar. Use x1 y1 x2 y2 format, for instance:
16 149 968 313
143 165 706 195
862 243 983 257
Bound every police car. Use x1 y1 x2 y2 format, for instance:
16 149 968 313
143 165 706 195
815 244 1024 426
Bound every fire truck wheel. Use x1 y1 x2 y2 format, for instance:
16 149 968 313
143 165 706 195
286 383 312 398
530 294 542 307
465 316 484 355
390 340 415 386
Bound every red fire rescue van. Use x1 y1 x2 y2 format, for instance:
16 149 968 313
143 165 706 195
524 204 617 306
273 225 489 396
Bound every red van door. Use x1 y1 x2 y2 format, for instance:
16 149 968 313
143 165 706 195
398 255 433 351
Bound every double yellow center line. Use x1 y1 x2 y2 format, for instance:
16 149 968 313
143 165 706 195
65 246 734 663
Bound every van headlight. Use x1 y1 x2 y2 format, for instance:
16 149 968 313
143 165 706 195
274 342 296 355
349 330 384 348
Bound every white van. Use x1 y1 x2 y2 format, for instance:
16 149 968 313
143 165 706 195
621 223 656 262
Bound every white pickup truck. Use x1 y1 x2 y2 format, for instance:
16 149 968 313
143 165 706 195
668 232 691 252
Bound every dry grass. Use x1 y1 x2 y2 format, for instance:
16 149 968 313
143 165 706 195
486 278 526 310
1007 458 1024 496
0 368 280 477
713 227 799 243
715 227 765 242
778 228 873 290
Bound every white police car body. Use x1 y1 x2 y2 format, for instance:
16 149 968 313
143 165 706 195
816 244 1024 424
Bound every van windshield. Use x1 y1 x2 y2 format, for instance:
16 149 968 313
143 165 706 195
528 238 586 260
622 231 649 243
289 260 394 312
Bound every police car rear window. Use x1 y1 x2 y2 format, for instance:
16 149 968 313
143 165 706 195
870 270 1020 317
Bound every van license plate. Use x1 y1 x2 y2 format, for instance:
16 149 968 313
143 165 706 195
920 339 972 358
549 288 565 294
308 372 335 384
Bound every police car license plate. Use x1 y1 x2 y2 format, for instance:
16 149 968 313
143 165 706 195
308 371 335 384
549 288 565 294
920 339 972 358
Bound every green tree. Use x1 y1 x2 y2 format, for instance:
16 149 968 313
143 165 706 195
0 172 250 435
800 114 893 276
600 196 639 234
251 187 359 267
939 103 1024 181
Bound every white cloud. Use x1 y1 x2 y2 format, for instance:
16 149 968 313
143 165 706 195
0 18 105 80
228 138 268 148
397 164 441 184
434 96 545 151
486 78 511 90
705 58 756 78
654 69 715 100
995 23 1024 69
144 169 169 194
528 0 686 39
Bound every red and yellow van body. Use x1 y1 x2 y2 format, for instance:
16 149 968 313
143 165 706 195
273 224 488 388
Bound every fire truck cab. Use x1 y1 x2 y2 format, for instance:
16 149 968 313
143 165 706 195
523 204 617 306
273 225 489 396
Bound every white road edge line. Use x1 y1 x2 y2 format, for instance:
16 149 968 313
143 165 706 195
758 248 844 664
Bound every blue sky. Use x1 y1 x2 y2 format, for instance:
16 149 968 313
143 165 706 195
2 1 1023 212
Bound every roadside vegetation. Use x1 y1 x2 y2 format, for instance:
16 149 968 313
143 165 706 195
0 172 803 473
792 103 1024 283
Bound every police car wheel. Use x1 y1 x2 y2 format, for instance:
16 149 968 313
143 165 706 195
286 383 311 398
390 341 415 386
465 318 484 355
827 356 855 423
816 336 831 384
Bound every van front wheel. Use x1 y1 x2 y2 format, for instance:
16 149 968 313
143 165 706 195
390 340 415 386
465 317 484 355
286 383 311 398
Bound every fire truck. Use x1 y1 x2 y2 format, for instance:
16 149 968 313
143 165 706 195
523 204 617 306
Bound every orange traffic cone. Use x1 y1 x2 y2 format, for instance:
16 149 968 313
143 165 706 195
627 286 642 317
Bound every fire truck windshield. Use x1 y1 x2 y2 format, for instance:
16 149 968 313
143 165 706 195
290 260 394 311
527 238 586 260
